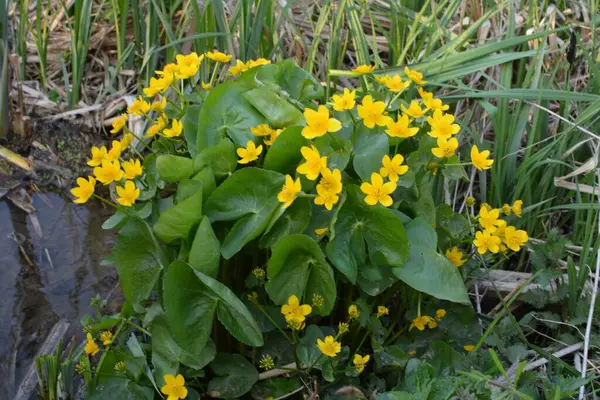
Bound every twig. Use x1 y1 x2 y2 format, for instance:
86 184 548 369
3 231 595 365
274 385 305 400
578 170 600 399
525 342 584 372
258 362 305 380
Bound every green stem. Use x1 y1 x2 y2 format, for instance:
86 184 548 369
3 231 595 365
92 194 118 209
255 303 291 342
125 319 152 336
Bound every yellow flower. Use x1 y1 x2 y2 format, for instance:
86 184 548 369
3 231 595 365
352 64 375 75
314 186 340 210
503 226 529 252
161 374 188 400
250 124 273 137
116 180 140 207
329 88 356 111
110 114 128 134
94 160 124 185
418 87 449 112
164 119 183 138
278 175 302 208
106 140 122 161
264 129 282 146
445 247 466 267
348 304 359 319
150 96 167 112
501 203 511 216
317 336 341 357
122 159 143 180
473 230 502 254
385 114 419 138
431 137 459 158
410 315 435 331
408 350 416 356
205 50 232 63
146 114 168 137
383 74 411 92
301 105 342 139
481 202 493 212
100 331 113 346
401 101 427 118
404 66 427 84
380 154 408 183
426 110 461 139
435 309 446 320
246 58 271 69
84 333 99 356
512 200 523 217
360 172 396 207
87 146 107 167
357 95 391 128
114 361 126 372
377 305 389 317
259 355 275 370
201 81 212 90
252 268 265 279
71 176 96 204
316 168 343 195
465 196 476 206
281 295 312 323
478 207 504 232
143 76 172 97
297 145 327 180
127 96 151 116
470 145 494 170
237 141 263 164
314 227 329 235
464 345 475 352
353 354 370 374
155 63 180 81
121 133 134 149
175 52 203 79
312 294 325 309
229 59 248 75
287 319 306 331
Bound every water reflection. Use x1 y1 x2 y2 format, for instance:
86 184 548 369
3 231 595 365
0 192 116 399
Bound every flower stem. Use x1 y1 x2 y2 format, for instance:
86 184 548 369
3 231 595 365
93 194 117 209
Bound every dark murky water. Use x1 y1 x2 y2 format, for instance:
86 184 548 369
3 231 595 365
0 192 117 399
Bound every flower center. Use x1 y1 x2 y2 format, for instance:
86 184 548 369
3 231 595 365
443 147 453 157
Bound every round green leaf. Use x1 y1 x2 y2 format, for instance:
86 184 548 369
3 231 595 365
259 197 312 249
193 138 237 179
352 126 389 181
153 189 203 243
156 155 194 183
391 218 470 304
326 185 409 283
207 353 259 399
263 126 308 175
205 168 285 259
196 82 267 151
242 87 304 128
265 234 336 316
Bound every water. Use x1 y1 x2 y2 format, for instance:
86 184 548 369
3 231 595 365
0 192 117 399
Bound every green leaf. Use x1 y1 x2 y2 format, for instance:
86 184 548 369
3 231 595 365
151 313 215 381
357 262 398 296
176 179 204 203
196 271 264 346
314 133 352 171
327 185 409 283
164 261 264 349
193 138 237 179
265 234 336 316
196 81 267 151
296 325 325 368
191 166 217 200
86 379 153 400
156 155 194 183
207 353 259 399
263 126 308 175
441 155 468 181
374 345 409 371
251 377 303 399
426 341 467 376
183 104 202 157
352 127 389 181
276 59 324 101
153 190 203 243
260 197 312 249
242 87 304 128
391 218 469 304
414 179 436 225
188 216 220 278
205 168 285 259
164 260 217 353
107 219 164 307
